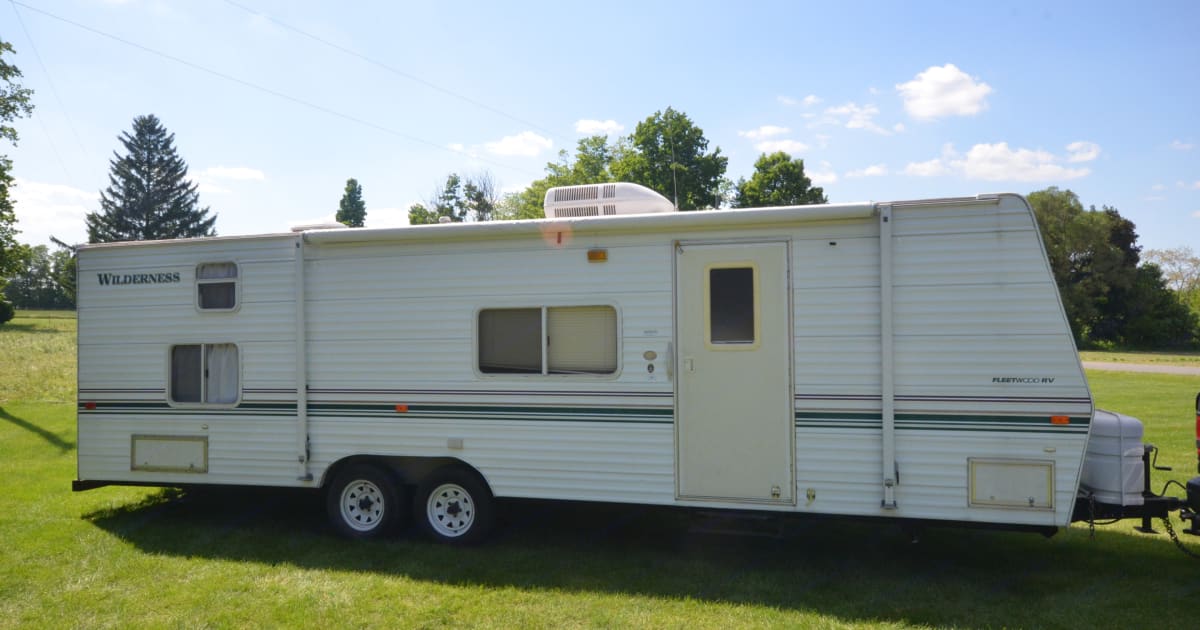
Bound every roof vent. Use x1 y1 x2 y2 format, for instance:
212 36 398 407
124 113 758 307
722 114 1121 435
544 182 673 219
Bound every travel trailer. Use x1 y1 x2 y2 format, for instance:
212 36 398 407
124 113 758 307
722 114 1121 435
73 183 1200 544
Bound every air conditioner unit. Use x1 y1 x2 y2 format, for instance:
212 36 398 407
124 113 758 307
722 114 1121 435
543 182 674 219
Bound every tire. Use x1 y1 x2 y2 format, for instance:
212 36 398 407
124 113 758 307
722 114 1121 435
415 466 494 545
326 464 403 539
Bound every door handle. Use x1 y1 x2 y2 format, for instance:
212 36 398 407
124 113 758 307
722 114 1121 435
684 357 694 372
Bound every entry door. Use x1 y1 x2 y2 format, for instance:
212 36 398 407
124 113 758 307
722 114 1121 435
675 241 793 503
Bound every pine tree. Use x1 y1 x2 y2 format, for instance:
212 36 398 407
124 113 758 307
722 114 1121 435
85 115 216 243
336 178 366 227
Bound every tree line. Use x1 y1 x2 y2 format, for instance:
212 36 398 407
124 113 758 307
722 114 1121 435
0 38 1195 348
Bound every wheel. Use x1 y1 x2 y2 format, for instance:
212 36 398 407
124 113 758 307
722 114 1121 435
415 466 495 545
326 464 403 539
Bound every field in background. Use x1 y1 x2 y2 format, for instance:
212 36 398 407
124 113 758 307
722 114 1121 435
1080 349 1200 367
2 309 1198 628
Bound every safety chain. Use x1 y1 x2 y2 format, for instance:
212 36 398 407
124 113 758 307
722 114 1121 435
1161 516 1200 560
1088 494 1096 540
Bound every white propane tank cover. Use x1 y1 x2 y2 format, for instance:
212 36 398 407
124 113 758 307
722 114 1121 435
1080 409 1146 507
543 182 675 218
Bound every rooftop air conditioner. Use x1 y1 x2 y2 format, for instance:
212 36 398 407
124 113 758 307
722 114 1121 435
543 182 674 219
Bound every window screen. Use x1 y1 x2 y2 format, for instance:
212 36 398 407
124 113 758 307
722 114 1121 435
171 343 239 403
547 306 617 374
197 262 238 310
478 309 542 373
709 267 756 344
479 306 617 375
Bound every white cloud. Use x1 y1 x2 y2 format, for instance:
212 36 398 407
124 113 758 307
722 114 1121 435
1193 211 1200 218
809 161 838 186
802 94 822 106
777 95 799 106
867 87 881 96
1151 183 1166 191
484 131 552 157
896 63 992 120
1144 195 1166 202
822 102 890 135
575 119 624 135
958 143 1089 181
755 139 810 154
1195 181 1200 189
1171 139 1194 151
365 207 411 229
845 164 888 178
904 158 952 177
903 142 1091 182
739 125 790 140
815 134 831 149
1065 141 1101 163
10 178 93 246
893 123 906 133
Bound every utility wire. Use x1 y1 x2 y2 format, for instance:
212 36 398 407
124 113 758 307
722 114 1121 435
9 0 94 168
11 1 541 178
221 0 563 142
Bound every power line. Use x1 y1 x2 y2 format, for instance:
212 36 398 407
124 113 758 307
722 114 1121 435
221 0 563 143
10 1 542 178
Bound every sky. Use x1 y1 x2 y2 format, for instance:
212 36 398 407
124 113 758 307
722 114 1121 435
2 0 1198 252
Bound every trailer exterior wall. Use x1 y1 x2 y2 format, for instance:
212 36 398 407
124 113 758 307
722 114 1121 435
76 194 1091 529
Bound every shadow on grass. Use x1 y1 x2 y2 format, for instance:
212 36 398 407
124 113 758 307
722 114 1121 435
0 322 65 334
0 405 75 451
84 487 1200 628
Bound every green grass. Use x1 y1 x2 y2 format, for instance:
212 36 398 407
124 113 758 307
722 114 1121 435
1079 349 1200 367
0 309 76 403
2 310 1199 628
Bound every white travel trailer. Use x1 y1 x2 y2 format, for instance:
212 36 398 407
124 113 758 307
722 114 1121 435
73 184 1199 543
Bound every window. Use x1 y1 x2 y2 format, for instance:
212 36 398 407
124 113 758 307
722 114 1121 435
709 266 756 345
479 306 617 375
170 343 239 404
197 262 238 310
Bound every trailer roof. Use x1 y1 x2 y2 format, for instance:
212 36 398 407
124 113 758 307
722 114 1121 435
79 194 1010 250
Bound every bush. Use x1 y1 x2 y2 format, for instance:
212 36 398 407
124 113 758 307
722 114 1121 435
0 298 13 325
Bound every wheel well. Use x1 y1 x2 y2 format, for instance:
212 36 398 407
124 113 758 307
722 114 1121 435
320 456 489 493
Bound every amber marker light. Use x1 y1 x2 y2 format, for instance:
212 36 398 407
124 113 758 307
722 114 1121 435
1050 416 1070 425
587 248 608 262
395 404 409 413
84 402 97 410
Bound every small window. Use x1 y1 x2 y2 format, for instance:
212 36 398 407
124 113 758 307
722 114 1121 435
479 306 617 375
709 266 756 344
171 343 239 404
197 262 238 310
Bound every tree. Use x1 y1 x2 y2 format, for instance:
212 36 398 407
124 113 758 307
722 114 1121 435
1028 187 1197 348
3 244 74 309
336 178 367 227
611 107 728 210
1145 246 1200 323
732 152 828 208
409 172 498 225
85 114 216 243
0 38 35 325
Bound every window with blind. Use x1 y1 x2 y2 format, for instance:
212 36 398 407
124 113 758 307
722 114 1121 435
478 306 617 375
170 343 240 404
197 262 238 310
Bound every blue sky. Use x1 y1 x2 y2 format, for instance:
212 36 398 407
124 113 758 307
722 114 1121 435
3 0 1198 252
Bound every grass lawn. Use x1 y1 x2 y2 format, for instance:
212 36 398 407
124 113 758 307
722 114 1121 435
2 309 1199 628
1079 349 1200 367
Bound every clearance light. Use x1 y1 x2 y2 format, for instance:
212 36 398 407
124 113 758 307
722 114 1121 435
84 401 97 410
587 248 608 263
395 404 409 413
1050 416 1070 425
